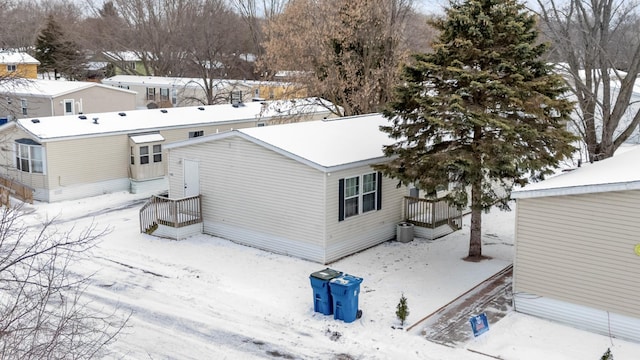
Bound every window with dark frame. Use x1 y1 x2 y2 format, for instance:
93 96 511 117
189 130 204 138
160 88 169 101
339 172 382 221
7 64 16 72
146 87 156 101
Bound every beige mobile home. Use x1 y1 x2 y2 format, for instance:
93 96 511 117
150 114 461 263
511 146 640 342
101 75 253 109
0 79 137 120
0 98 335 202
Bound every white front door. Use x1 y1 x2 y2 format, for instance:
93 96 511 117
183 159 200 197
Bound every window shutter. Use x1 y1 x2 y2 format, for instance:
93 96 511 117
376 172 382 210
338 178 345 221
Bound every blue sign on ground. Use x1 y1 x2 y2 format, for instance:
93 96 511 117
469 313 490 337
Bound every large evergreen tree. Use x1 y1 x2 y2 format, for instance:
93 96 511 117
377 0 577 259
35 15 84 80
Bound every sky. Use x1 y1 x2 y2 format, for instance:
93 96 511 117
17 189 640 359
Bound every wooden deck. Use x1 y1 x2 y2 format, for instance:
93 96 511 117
404 196 462 230
139 195 202 234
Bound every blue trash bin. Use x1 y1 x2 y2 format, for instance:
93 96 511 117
329 274 363 323
309 268 342 315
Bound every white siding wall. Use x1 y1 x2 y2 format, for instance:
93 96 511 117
324 166 406 263
514 190 640 340
167 137 327 262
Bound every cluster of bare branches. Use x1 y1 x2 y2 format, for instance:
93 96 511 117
0 204 127 359
535 0 640 161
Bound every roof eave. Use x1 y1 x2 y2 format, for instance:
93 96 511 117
511 181 640 199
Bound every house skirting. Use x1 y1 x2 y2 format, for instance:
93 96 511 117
154 222 203 240
130 177 169 195
514 292 640 343
414 224 457 240
44 178 132 202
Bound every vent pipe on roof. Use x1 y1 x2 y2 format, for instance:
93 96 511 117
93 118 99 124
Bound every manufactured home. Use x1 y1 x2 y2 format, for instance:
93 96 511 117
0 98 335 203
142 114 462 263
511 146 640 342
0 79 137 120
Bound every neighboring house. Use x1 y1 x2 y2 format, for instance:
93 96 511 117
0 51 40 79
101 75 307 109
0 79 137 121
101 75 253 109
511 146 640 342
101 51 150 76
147 114 461 264
0 98 336 203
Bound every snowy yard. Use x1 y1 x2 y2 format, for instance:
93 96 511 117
20 192 640 359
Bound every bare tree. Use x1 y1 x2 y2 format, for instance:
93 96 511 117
0 203 127 359
230 0 289 60
261 0 415 116
536 0 640 161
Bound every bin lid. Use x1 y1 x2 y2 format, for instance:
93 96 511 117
329 274 363 287
310 268 342 281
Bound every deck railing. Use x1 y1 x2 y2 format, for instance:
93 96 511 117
403 196 462 230
139 194 202 234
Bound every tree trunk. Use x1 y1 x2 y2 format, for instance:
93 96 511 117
468 179 482 258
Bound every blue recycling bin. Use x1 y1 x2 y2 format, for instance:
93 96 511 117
329 274 363 323
309 268 342 315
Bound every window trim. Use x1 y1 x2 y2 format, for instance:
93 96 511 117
20 99 27 115
63 99 74 115
160 88 169 101
15 140 45 174
338 172 382 221
146 87 156 101
139 145 149 164
152 144 162 163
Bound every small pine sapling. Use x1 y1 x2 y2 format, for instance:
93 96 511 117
396 293 409 326
600 348 613 360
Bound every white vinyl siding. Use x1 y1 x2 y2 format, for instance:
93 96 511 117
514 190 640 321
325 165 405 263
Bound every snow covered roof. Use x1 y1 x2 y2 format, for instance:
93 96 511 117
0 79 136 98
8 98 334 142
512 145 640 199
102 51 143 62
0 51 40 65
101 75 250 90
166 113 394 171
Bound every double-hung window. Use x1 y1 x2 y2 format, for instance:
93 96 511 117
15 139 44 174
339 172 382 221
20 99 27 115
140 146 149 164
152 144 162 163
146 88 156 101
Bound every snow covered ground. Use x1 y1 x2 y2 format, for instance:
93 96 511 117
20 191 640 359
